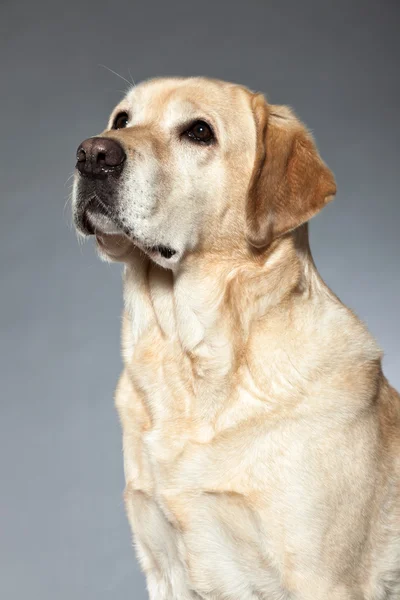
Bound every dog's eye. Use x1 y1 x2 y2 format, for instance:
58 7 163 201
113 112 129 130
184 120 214 144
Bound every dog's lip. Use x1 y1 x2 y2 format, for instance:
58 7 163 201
128 237 177 261
87 204 177 261
149 245 176 259
96 234 176 261
81 195 124 235
81 208 96 235
80 196 177 261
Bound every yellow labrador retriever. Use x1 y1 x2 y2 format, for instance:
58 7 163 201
72 77 400 599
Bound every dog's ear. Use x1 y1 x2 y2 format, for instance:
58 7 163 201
245 94 336 248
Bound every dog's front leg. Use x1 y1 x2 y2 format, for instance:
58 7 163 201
124 483 195 600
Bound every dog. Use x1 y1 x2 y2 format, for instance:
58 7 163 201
72 77 400 599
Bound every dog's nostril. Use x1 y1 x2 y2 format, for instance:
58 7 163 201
97 151 106 165
76 147 86 162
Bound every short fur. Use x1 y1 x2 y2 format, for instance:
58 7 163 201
72 77 400 599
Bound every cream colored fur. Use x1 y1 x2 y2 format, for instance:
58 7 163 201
72 77 400 600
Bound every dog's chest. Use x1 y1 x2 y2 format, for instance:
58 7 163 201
120 352 292 600
118 261 294 598
120 357 293 599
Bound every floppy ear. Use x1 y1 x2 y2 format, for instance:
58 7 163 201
246 94 336 248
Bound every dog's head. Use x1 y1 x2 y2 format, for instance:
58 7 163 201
72 77 336 268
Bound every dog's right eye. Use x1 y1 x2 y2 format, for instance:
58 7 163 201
112 112 129 130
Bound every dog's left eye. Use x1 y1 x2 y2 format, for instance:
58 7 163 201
184 120 215 144
113 112 129 130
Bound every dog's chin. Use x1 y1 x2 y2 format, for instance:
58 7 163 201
87 211 122 236
95 232 135 263
76 204 133 262
80 205 179 268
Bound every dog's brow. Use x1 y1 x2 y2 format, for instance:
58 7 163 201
164 99 217 129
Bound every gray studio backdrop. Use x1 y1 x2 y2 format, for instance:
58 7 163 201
0 0 398 598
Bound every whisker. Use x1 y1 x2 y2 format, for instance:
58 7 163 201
63 186 76 216
128 68 136 87
99 64 132 87
63 194 71 215
64 172 75 187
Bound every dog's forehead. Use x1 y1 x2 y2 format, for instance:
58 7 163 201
113 78 254 130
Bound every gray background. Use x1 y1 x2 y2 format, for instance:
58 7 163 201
0 0 399 598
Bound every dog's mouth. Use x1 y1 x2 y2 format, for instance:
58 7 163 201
148 245 176 259
79 196 126 236
79 196 176 262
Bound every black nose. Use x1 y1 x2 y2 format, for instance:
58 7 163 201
76 137 126 179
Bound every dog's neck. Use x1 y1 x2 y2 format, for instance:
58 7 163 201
122 224 318 423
